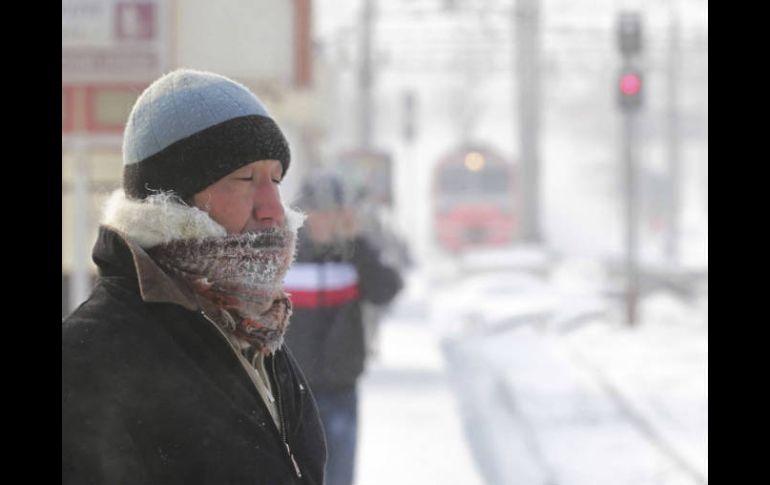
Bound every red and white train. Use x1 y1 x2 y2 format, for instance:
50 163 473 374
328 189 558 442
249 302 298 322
432 146 519 252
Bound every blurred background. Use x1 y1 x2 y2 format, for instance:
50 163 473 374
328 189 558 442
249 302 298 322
62 0 707 484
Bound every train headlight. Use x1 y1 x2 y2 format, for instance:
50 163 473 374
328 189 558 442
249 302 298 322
464 152 485 172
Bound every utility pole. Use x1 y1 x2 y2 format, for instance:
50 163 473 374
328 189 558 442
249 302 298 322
617 11 643 326
622 90 640 326
514 0 542 243
665 12 681 265
358 0 374 149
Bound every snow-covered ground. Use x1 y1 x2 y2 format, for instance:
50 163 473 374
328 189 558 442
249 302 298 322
356 274 485 485
561 293 708 483
355 265 707 485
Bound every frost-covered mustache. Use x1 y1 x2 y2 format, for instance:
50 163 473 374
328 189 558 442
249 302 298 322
200 227 295 284
148 217 296 280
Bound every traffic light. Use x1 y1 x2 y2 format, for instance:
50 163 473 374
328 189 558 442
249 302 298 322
618 68 643 111
617 12 642 56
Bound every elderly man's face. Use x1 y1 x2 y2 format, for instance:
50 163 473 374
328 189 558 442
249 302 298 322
192 159 285 234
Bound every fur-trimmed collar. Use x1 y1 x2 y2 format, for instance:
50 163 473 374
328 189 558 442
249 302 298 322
101 190 304 248
99 189 305 315
102 190 226 248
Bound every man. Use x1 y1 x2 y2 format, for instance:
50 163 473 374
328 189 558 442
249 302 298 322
62 69 326 485
283 172 403 485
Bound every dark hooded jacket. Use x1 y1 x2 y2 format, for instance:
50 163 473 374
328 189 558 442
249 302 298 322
62 227 326 485
283 229 402 392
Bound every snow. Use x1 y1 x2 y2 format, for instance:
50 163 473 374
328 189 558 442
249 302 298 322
357 292 484 485
63 2 708 483
355 263 707 485
562 294 708 481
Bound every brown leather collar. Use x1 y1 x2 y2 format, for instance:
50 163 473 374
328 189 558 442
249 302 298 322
110 229 200 312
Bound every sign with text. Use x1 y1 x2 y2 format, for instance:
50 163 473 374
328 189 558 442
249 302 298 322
62 0 168 83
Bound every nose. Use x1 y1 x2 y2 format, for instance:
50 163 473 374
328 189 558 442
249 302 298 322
252 179 285 227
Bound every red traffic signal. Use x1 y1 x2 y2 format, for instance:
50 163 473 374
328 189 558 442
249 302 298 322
620 73 641 96
618 69 642 110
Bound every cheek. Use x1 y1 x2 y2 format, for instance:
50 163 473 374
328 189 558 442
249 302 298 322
204 190 253 233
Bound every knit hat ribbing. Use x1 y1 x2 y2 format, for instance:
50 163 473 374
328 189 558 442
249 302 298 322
122 68 290 201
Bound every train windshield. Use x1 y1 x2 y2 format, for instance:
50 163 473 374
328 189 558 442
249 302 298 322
438 165 510 194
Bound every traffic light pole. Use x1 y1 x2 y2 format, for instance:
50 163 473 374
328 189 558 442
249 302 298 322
617 11 643 326
623 103 640 326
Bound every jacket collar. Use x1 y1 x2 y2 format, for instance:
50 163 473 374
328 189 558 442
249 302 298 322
93 189 230 312
93 189 304 317
93 226 200 312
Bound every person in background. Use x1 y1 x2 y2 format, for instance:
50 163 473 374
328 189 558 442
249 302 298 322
284 171 403 485
62 68 325 485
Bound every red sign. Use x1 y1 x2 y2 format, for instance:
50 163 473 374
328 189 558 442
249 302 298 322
62 86 76 133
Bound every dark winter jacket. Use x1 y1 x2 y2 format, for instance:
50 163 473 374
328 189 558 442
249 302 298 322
62 227 326 485
283 230 402 391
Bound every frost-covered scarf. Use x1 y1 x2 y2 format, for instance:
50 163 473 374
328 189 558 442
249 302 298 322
102 190 304 355
148 226 297 354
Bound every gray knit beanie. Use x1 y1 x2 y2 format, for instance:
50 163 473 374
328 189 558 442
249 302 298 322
122 68 290 201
